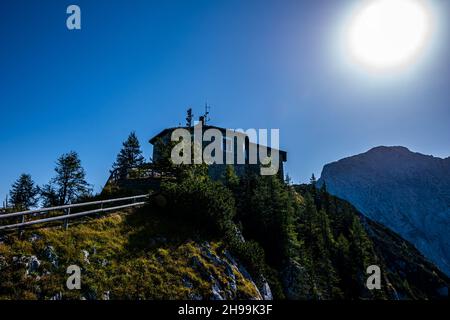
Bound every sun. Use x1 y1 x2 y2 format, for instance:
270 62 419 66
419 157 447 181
347 0 432 70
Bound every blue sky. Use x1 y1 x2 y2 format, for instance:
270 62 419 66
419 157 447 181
0 0 449 201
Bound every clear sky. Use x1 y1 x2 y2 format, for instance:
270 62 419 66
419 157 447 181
0 0 449 202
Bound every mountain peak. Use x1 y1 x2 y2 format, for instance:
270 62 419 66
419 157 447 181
319 146 450 276
367 146 411 154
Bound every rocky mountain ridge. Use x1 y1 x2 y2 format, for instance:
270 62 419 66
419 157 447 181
319 146 450 276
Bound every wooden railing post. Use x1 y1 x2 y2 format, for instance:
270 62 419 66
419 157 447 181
64 206 71 230
18 214 25 237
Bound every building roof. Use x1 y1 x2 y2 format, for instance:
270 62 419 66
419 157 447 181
149 125 287 160
149 125 247 144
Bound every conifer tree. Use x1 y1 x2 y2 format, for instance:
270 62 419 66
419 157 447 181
39 184 59 207
310 173 317 187
223 165 239 190
241 175 295 267
41 151 91 205
112 132 145 177
349 217 372 268
9 174 39 210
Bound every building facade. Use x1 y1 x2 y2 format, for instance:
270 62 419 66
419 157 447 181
149 120 287 180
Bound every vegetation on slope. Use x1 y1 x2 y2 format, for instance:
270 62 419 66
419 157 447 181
293 183 449 299
1 162 448 300
0 207 261 300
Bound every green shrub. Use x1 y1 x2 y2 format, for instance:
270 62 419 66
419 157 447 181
158 174 236 236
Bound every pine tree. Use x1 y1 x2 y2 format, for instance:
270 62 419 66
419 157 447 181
9 174 39 210
223 165 239 190
335 233 352 295
112 132 145 177
318 209 334 248
319 181 330 212
242 175 295 267
310 173 317 187
309 174 320 208
39 184 59 207
299 194 318 248
41 151 91 205
349 216 372 268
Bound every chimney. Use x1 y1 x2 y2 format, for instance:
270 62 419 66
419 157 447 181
199 116 205 125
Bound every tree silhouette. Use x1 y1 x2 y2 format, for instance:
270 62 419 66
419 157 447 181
41 151 91 205
9 174 39 210
112 132 145 177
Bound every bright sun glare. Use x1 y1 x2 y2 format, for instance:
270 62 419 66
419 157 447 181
348 0 432 70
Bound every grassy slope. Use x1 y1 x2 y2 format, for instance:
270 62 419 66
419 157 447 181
0 206 260 300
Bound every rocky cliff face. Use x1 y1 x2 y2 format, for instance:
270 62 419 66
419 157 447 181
318 146 450 276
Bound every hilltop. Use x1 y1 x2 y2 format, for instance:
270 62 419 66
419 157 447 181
0 166 448 299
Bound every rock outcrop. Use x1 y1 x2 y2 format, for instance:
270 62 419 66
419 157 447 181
319 146 450 276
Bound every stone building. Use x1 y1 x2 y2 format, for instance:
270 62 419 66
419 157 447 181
149 118 287 180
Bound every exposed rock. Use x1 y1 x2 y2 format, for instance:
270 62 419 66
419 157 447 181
222 251 263 300
190 256 207 278
211 283 224 300
224 264 234 278
259 278 273 300
44 245 58 268
103 291 110 300
201 241 211 249
26 256 41 276
29 234 41 242
200 245 223 267
82 250 90 264
319 146 450 276
188 245 263 300
232 225 245 242
223 250 238 266
234 261 253 283
222 264 237 294
50 292 63 300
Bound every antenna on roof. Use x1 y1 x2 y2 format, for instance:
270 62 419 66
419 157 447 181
204 102 211 125
186 107 194 127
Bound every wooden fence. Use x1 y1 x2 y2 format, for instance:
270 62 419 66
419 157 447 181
0 194 149 231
